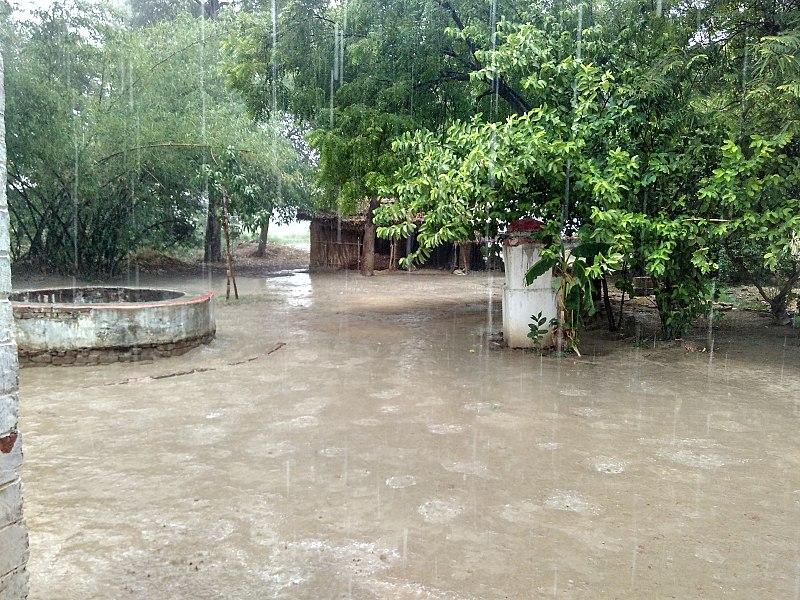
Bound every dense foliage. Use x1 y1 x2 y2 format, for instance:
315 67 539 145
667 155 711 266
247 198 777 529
4 0 799 338
3 2 310 274
367 0 799 338
223 0 531 212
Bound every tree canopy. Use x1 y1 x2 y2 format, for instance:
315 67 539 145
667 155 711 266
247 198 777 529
3 1 311 274
3 0 799 338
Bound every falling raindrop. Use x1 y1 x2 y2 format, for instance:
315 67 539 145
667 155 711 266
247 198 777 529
200 7 210 272
271 0 282 233
706 278 717 381
402 527 408 569
72 123 79 281
485 0 499 338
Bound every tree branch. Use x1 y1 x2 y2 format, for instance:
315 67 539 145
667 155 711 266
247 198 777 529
434 0 530 115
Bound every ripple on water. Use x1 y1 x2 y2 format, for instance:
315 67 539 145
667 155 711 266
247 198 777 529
560 388 589 397
570 407 601 418
498 500 542 523
418 498 464 523
263 441 296 458
318 447 346 457
292 398 329 415
544 490 600 515
708 418 750 433
272 415 318 430
371 389 402 400
656 447 726 469
536 441 561 451
385 475 417 489
441 460 490 478
293 350 319 363
427 424 464 435
463 402 501 414
591 456 627 474
262 538 399 593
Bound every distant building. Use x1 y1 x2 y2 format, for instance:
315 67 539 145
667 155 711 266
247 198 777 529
297 210 484 272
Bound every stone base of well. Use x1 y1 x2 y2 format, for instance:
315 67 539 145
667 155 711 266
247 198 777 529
19 332 215 367
11 287 216 367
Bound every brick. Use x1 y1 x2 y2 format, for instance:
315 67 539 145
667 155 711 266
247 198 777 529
0 523 27 580
0 433 21 488
0 255 10 297
0 303 11 342
0 480 22 528
0 566 28 600
0 394 18 436
0 343 16 395
0 225 7 264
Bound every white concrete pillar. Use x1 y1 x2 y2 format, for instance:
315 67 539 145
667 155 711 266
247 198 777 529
0 52 30 599
502 241 557 349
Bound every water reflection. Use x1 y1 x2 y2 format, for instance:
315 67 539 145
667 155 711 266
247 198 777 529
267 271 313 308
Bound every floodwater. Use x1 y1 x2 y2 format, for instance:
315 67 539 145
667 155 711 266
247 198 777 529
18 272 800 599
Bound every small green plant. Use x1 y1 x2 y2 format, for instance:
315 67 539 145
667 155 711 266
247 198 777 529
525 242 601 355
527 312 550 349
793 314 800 330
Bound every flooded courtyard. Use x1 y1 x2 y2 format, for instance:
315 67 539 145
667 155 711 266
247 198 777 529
18 272 800 599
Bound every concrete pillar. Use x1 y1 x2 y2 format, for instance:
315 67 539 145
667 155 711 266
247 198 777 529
0 52 30 599
502 241 558 349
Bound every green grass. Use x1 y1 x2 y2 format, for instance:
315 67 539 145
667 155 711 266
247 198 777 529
268 233 310 246
718 286 768 312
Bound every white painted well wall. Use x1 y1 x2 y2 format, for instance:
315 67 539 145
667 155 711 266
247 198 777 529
502 242 558 349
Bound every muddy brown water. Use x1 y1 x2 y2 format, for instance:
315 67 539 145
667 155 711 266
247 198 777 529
18 271 800 599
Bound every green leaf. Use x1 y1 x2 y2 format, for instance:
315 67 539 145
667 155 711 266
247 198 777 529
524 257 557 286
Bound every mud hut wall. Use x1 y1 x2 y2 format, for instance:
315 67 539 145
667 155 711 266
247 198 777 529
308 216 490 272
309 220 363 270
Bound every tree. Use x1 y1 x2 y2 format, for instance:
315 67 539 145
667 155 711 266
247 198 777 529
4 4 309 274
223 0 547 213
374 2 729 339
694 0 800 322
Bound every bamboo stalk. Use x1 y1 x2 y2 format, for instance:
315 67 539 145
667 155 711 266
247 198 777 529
221 188 239 300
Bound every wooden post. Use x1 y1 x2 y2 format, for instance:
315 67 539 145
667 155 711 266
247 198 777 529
221 189 239 300
389 239 398 271
361 198 379 276
458 241 472 272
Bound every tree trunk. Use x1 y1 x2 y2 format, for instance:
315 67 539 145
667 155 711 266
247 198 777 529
252 216 270 258
389 239 398 270
458 241 471 272
770 293 794 325
203 188 222 262
361 197 379 276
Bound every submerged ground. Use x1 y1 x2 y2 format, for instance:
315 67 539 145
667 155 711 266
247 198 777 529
17 269 800 599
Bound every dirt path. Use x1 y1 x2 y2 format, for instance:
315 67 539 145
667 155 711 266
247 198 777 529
17 271 800 599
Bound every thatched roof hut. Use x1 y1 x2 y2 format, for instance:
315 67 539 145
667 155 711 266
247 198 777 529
297 209 485 272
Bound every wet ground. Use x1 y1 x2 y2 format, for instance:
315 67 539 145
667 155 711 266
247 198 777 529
17 271 800 599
